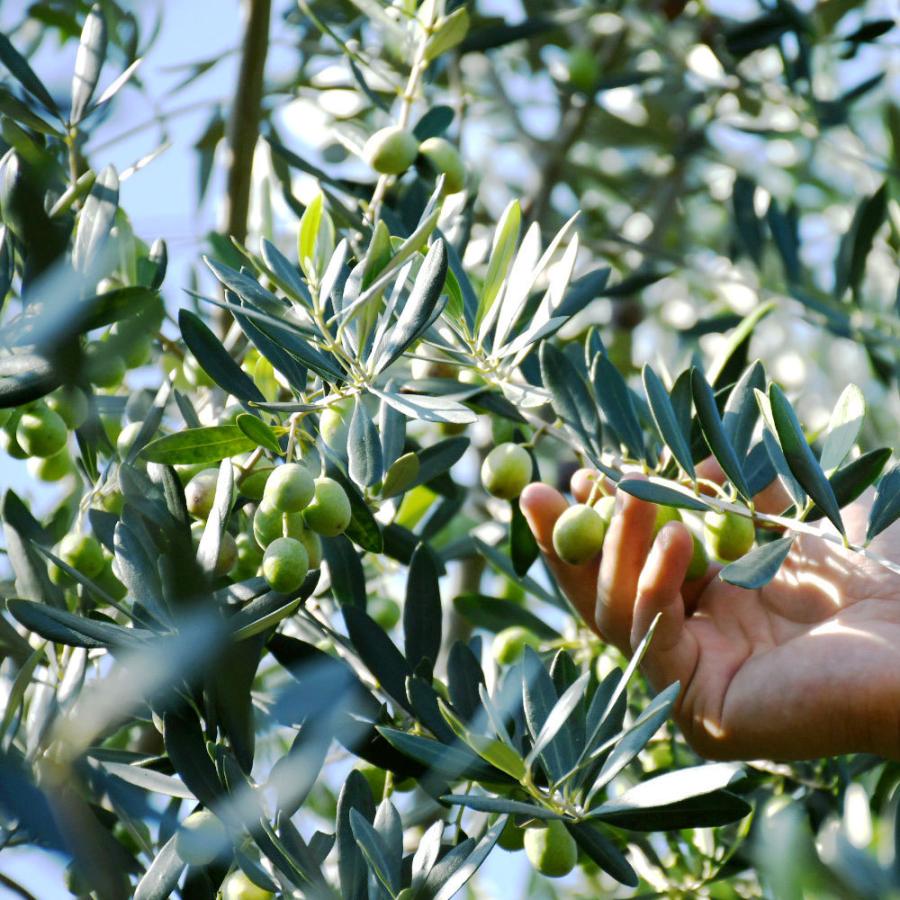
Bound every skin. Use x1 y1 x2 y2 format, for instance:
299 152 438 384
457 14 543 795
520 459 900 762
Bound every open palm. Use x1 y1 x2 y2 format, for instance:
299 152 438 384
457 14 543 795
520 467 900 761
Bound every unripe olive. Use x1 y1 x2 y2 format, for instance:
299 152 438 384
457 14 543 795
221 870 274 900
59 532 105 579
410 350 457 380
492 626 541 665
703 510 755 562
364 126 420 175
481 443 532 500
497 818 526 851
47 386 89 430
238 466 274 501
116 420 145 457
685 533 709 581
652 504 682 536
0 426 28 459
262 536 309 594
552 504 606 565
357 762 386 800
185 468 220 519
419 136 466 193
303 477 351 537
369 596 400 630
109 321 152 369
299 528 323 569
16 404 68 458
566 47 600 93
319 399 353 449
94 558 128 601
252 501 305 548
174 809 227 866
85 342 126 389
231 531 264 581
524 820 578 878
175 461 209 486
264 463 315 513
593 494 617 527
28 447 73 482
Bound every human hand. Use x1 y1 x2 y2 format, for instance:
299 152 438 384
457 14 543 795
520 463 900 761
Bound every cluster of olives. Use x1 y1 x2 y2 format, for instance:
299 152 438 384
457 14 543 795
47 530 127 600
184 461 351 595
363 126 465 193
480 442 758 579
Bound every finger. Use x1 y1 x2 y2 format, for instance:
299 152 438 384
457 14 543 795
519 483 600 628
596 476 658 653
696 455 791 515
631 522 699 692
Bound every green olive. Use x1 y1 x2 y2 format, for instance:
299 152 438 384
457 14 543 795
253 501 306 549
116 420 145 457
319 399 353 449
299 527 323 569
94 558 128 600
263 463 315 513
369 596 400 630
28 447 73 482
238 466 274 501
221 870 274 900
685 533 709 581
552 504 606 565
262 536 309 594
363 126 420 175
497 817 526 851
492 626 540 665
58 533 105 578
174 809 227 866
231 531 264 581
524 820 578 878
85 342 126 389
593 494 617 528
480 443 532 500
47 386 89 430
303 477 351 537
0 426 28 459
566 47 600 93
652 504 683 536
16 404 68 458
703 510 755 562
419 136 466 193
356 762 386 800
185 468 220 520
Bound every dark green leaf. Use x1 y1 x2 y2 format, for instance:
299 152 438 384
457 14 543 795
719 536 794 589
643 365 695 479
808 448 892 522
0 32 59 114
447 640 485 721
140 426 255 465
179 309 265 404
591 353 645 461
616 480 710 512
692 369 751 499
6 598 145 649
162 710 223 807
440 795 562 819
540 342 602 464
322 535 366 607
349 810 399 895
769 384 844 534
413 105 454 140
430 818 505 900
344 606 413 713
510 498 539 576
336 770 376 900
834 184 886 301
732 176 763 265
867 464 900 543
567 822 637 887
409 436 469 488
236 413 282 455
404 544 442 670
522 646 571 782
707 302 776 390
722 360 766 462
373 239 449 373
376 727 501 781
348 397 383 488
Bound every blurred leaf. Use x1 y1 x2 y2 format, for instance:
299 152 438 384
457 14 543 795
438 699 526 780
336 770 376 900
344 606 413 713
377 727 501 781
133 835 185 900
162 710 223 807
834 185 886 301
6 598 145 649
322 535 366 607
0 32 59 115
101 763 193 800
350 809 399 895
179 309 265 404
141 426 255 465
819 384 865 474
430 818 505 900
720 536 794 589
769 384 843 534
867 464 900 542
71 4 107 124
72 165 118 274
413 105 454 140
403 544 442 670
732 176 763 265
567 821 637 885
